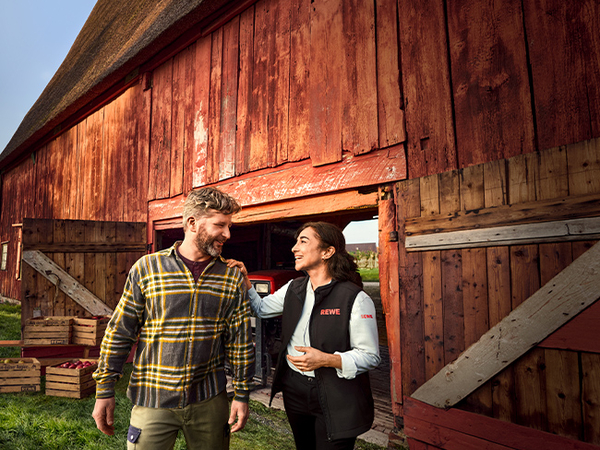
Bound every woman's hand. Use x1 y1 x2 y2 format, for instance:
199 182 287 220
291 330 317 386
226 259 252 290
287 346 342 372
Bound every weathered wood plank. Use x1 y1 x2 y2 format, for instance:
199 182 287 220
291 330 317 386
269 0 290 165
404 397 600 450
581 352 600 445
411 241 600 409
524 1 596 149
249 1 269 171
539 299 600 353
191 36 211 188
208 28 223 184
545 349 581 440
148 146 407 222
234 189 378 224
23 243 147 253
309 0 343 166
22 250 112 316
378 186 402 414
398 0 456 178
405 217 600 251
341 0 378 156
567 138 600 196
220 16 240 179
171 46 193 196
448 0 534 166
236 6 254 175
149 59 173 200
404 193 600 237
375 0 404 148
287 0 310 162
397 178 425 397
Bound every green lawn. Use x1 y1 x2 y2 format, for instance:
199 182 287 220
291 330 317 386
0 302 386 449
359 268 379 282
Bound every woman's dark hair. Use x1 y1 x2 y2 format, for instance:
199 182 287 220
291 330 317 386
296 221 363 288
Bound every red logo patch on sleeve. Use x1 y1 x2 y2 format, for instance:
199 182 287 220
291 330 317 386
361 314 373 319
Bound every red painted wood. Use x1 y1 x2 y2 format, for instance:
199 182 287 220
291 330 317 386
404 397 600 450
269 0 290 166
447 0 535 167
523 1 599 150
375 0 405 148
539 300 600 353
147 145 407 223
398 0 456 178
208 28 223 184
341 0 378 156
220 16 240 180
287 0 311 162
149 59 173 200
309 0 343 166
236 6 254 175
396 179 426 397
191 36 211 188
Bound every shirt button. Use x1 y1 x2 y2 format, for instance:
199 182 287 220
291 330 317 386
189 337 193 342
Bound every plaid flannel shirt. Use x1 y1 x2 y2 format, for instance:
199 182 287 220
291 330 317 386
93 243 255 408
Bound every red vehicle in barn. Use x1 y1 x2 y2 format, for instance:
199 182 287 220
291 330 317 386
248 269 303 385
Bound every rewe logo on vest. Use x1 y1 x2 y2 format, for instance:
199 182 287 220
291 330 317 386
320 308 341 315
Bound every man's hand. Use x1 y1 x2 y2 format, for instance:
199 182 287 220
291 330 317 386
92 397 116 436
228 400 249 432
287 346 342 372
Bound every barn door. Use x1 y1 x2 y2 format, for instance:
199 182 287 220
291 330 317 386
20 218 146 327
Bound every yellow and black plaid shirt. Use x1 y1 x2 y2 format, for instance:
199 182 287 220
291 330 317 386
93 243 255 408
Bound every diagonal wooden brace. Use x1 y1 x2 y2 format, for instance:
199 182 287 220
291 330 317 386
22 250 113 316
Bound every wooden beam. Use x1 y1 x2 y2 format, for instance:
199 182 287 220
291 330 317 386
22 243 147 253
21 250 113 316
405 193 600 236
148 145 406 223
405 216 600 251
404 397 600 450
410 241 600 408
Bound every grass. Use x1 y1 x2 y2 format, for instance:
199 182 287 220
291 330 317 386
0 302 386 449
359 268 379 282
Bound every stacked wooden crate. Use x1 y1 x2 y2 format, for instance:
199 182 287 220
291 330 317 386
0 358 41 393
45 359 98 398
72 316 110 346
23 316 73 345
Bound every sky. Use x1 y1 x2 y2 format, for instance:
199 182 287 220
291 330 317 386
0 0 378 244
0 0 97 152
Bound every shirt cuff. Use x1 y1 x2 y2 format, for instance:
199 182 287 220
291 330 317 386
334 352 357 379
233 390 250 403
95 381 116 399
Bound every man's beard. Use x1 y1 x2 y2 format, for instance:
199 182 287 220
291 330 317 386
195 228 223 257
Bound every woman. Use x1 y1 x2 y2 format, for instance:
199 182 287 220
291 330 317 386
228 221 380 450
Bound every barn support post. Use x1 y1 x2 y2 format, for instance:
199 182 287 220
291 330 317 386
378 184 402 420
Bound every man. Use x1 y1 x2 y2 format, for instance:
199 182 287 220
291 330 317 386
92 187 255 449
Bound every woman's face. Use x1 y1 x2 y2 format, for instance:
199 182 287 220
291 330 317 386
292 227 328 273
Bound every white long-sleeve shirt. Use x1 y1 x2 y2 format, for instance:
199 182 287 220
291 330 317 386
248 279 380 379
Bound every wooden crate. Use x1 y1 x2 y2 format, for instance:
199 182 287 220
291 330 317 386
0 358 41 393
45 359 98 398
72 316 110 346
23 316 73 345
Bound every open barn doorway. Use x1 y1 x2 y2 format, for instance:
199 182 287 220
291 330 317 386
153 209 393 435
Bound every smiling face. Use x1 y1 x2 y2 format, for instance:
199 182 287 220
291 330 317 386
292 226 332 274
189 210 233 258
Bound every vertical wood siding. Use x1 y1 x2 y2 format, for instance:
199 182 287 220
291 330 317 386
397 138 600 444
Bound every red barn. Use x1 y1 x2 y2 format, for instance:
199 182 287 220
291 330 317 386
1 1 599 448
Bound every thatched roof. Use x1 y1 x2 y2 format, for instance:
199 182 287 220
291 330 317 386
0 0 233 167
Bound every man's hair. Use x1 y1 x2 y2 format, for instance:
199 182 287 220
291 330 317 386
182 187 241 230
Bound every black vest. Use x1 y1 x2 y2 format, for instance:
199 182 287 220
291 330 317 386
271 277 375 440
